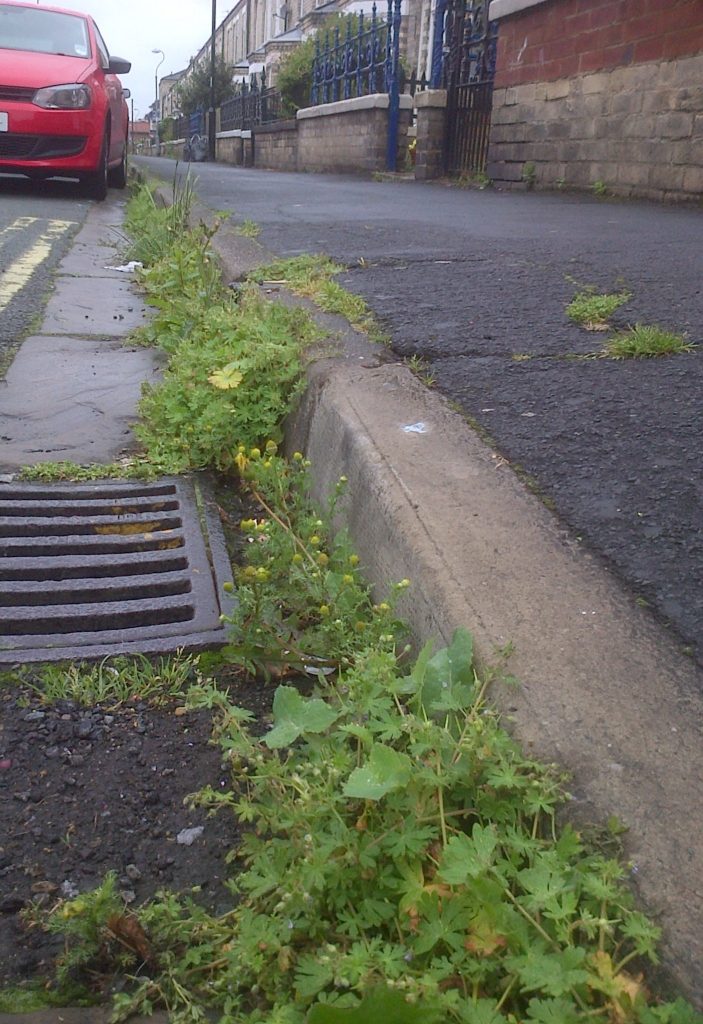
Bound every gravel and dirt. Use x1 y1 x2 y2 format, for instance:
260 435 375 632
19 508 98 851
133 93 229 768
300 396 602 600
0 671 272 988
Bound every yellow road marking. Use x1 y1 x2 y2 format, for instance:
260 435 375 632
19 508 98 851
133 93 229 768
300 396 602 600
0 219 74 313
0 216 38 251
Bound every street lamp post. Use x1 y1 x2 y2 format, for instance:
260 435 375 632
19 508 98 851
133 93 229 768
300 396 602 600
208 0 217 160
152 48 165 152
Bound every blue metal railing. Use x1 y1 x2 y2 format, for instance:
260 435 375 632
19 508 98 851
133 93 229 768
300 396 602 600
310 0 401 107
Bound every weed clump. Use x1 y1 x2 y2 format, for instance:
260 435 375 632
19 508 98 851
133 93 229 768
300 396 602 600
603 324 693 360
566 288 631 331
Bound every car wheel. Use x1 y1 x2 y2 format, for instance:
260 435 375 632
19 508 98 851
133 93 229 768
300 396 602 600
82 130 109 201
107 142 127 189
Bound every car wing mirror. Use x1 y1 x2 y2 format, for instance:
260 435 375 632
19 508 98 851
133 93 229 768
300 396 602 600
122 88 131 98
108 56 131 74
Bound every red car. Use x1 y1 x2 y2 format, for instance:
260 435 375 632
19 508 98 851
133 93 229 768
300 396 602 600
0 0 131 199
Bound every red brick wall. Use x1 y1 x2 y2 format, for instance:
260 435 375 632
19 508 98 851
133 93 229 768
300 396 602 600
495 0 703 89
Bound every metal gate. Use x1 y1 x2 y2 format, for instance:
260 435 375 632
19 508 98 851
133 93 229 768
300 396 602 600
432 0 497 177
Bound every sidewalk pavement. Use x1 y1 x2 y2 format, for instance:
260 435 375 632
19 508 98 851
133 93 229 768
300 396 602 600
1 188 701 1014
0 201 160 471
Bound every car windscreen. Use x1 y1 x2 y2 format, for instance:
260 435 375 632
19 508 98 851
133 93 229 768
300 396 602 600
0 5 90 58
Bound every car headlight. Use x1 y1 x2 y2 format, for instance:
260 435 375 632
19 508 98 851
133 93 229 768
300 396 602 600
33 84 91 110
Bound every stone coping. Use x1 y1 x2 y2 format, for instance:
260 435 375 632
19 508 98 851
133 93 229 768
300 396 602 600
297 93 413 120
415 88 447 109
490 0 552 20
220 130 255 140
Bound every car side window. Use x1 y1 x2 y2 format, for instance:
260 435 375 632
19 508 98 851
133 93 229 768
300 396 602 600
94 24 110 69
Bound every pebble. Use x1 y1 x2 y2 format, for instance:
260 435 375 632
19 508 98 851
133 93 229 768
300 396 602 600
125 863 142 882
22 711 46 722
0 896 25 914
44 746 60 759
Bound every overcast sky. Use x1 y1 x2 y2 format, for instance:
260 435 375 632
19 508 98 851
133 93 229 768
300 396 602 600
47 0 234 119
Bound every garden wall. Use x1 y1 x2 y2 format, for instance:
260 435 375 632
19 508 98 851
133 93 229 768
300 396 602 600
297 94 413 174
215 94 413 175
487 0 703 201
252 120 298 171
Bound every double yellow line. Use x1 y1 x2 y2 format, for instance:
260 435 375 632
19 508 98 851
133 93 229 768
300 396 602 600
0 217 76 314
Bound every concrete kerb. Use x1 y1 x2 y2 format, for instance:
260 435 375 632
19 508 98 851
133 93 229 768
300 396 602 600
206 200 703 1005
44 173 700 1010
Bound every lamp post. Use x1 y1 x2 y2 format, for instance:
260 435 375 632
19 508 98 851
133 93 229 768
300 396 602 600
208 0 217 160
152 48 165 151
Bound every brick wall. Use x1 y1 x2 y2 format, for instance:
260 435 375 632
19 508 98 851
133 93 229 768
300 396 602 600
488 0 703 200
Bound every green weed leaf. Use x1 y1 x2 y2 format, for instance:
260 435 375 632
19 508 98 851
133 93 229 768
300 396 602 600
263 686 338 748
307 987 441 1023
438 824 498 884
343 743 412 800
414 628 475 715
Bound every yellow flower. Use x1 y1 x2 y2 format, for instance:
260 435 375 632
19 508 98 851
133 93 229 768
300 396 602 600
317 553 329 566
265 440 278 453
309 535 321 547
293 451 303 461
234 452 249 473
349 554 360 566
342 574 354 585
292 553 303 564
255 567 270 581
319 604 330 617
250 447 261 459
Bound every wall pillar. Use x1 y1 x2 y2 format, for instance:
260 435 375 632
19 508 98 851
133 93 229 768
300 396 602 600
414 89 447 180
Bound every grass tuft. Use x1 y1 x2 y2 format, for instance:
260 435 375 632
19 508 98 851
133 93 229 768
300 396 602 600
603 324 693 360
566 288 631 330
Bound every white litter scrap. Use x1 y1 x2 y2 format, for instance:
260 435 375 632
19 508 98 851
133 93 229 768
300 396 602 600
176 826 205 846
402 422 428 434
104 260 143 273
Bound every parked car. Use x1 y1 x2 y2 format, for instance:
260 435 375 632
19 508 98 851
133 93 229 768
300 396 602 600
0 0 131 199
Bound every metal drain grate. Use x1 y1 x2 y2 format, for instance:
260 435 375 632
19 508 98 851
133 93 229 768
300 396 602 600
0 477 235 663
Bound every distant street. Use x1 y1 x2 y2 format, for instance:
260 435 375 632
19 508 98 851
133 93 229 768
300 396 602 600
137 155 703 666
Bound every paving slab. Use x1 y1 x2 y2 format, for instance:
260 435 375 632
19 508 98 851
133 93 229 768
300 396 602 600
0 335 162 468
56 243 135 279
41 277 150 337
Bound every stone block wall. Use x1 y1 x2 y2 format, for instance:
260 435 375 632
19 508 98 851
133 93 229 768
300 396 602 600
217 133 245 166
253 120 299 171
414 90 447 180
487 0 703 201
297 94 413 174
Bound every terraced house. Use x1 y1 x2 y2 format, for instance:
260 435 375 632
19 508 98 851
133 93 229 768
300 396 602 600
164 0 702 200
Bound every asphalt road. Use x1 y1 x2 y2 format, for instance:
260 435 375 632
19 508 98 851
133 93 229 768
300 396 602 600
0 177 89 370
138 157 703 666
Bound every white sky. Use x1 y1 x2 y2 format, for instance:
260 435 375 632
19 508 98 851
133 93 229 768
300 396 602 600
43 0 235 119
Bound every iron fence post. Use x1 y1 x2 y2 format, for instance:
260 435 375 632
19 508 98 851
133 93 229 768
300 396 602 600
430 0 447 87
385 0 402 171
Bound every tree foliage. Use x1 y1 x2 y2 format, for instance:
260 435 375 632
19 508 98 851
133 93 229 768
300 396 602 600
277 15 361 114
178 56 235 115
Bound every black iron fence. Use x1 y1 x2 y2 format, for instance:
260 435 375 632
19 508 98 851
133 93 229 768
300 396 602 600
220 70 284 132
